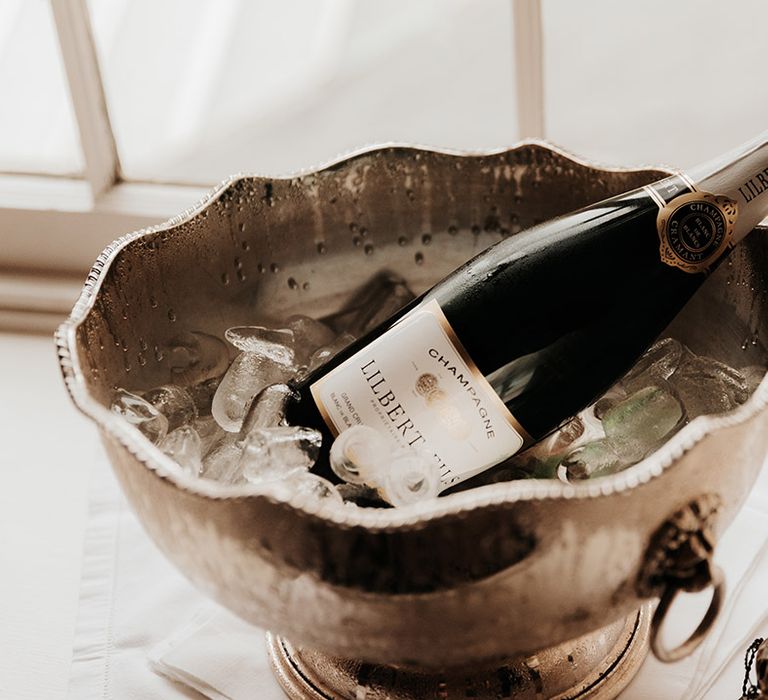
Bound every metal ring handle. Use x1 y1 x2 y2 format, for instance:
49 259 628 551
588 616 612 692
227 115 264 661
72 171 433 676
650 563 725 663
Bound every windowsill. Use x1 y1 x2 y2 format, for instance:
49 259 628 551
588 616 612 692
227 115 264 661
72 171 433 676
0 175 211 333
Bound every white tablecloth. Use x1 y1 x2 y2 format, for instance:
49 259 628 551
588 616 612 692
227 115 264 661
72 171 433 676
67 448 768 700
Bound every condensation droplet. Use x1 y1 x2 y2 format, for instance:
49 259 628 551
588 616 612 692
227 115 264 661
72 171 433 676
234 257 242 270
237 268 246 282
168 309 177 322
154 346 164 362
398 236 408 246
364 243 374 255
414 251 425 265
352 235 362 247
360 227 368 237
421 233 432 245
302 281 310 290
316 241 327 254
288 277 299 290
406 189 415 201
239 222 246 232
149 296 158 309
138 353 147 367
257 262 266 274
221 272 230 286
241 240 250 251
448 225 458 235
139 338 148 352
270 263 280 273
349 222 358 233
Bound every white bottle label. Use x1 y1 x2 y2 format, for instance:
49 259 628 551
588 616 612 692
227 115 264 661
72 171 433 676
310 300 528 491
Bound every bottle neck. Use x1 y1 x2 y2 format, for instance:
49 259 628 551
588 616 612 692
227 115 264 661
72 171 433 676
686 131 768 242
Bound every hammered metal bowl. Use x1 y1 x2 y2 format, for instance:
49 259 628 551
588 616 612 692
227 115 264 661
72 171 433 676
57 143 768 673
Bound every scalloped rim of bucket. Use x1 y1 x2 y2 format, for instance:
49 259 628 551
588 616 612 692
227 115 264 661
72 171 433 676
55 141 768 531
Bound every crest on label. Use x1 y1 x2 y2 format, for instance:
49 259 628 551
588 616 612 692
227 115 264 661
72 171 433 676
657 191 737 273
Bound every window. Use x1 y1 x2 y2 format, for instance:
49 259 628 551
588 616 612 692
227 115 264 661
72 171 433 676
0 0 83 174
3 0 768 332
1 0 525 333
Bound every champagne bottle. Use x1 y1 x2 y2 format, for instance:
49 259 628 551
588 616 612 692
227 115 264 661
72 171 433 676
286 133 768 491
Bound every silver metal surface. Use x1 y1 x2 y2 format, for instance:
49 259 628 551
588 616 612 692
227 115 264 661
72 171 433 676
56 142 768 672
267 604 651 700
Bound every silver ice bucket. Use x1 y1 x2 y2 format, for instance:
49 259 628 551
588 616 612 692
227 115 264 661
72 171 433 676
57 143 768 699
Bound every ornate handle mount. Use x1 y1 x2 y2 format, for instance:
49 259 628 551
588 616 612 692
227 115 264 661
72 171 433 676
637 494 725 663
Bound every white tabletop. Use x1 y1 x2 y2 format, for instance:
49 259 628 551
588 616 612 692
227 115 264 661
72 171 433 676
0 333 94 700
3 331 767 700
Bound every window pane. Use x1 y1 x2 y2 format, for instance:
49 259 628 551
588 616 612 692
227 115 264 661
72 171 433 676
543 0 768 169
0 0 83 175
89 0 518 184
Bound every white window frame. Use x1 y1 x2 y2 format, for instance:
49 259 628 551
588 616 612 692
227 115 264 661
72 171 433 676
0 0 543 334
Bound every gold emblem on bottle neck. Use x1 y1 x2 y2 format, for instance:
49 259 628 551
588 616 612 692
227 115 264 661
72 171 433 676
656 191 737 274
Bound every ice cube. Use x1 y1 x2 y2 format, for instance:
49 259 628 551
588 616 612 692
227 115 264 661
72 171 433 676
325 271 415 337
559 439 625 481
602 384 683 461
307 333 356 372
523 408 604 463
158 425 203 476
669 354 749 419
260 472 343 506
286 315 337 365
531 415 585 457
329 425 389 486
201 433 244 484
187 376 222 417
111 389 168 443
239 426 322 483
336 483 388 507
193 415 224 454
239 384 295 437
621 338 683 394
143 384 197 431
211 352 295 432
551 416 585 451
379 449 441 507
224 326 295 366
592 384 628 420
167 331 230 385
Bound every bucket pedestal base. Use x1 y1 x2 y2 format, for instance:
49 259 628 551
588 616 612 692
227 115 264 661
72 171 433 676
266 604 652 700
